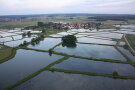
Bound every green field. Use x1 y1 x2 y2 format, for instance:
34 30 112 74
126 34 135 51
1 16 133 29
0 47 16 63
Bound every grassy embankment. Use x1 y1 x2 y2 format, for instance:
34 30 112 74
125 34 135 51
0 46 16 63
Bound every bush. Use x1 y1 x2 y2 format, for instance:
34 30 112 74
30 35 44 45
19 41 27 47
112 71 119 78
62 35 77 43
22 33 27 37
62 35 77 48
27 31 31 37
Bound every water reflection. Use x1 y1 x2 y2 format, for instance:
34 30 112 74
49 49 53 56
0 49 63 89
14 71 135 90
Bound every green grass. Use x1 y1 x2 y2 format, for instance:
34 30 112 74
114 46 131 62
1 17 132 29
0 17 89 29
0 47 17 63
126 34 135 51
49 68 135 80
0 21 37 29
50 42 62 50
127 20 135 24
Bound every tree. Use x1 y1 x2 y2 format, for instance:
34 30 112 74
95 23 101 31
22 33 26 37
19 41 27 47
42 28 47 35
23 41 27 45
62 35 77 48
37 22 44 27
49 49 52 56
116 27 120 30
27 31 31 37
112 71 119 78
30 35 45 46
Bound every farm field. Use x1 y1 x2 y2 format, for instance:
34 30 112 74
1 24 135 90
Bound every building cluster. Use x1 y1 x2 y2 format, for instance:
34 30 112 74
37 22 99 30
0 17 26 22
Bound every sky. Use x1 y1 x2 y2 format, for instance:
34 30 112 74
0 0 135 15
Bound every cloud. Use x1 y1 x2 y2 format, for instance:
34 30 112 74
0 0 83 9
0 0 135 15
96 0 135 7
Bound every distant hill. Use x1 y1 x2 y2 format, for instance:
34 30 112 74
0 13 135 18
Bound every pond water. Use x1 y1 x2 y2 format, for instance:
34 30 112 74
12 35 23 40
1 27 135 90
52 57 135 76
75 34 87 38
67 31 77 34
0 37 13 42
93 33 123 39
28 38 61 50
118 41 126 46
57 32 72 36
121 25 135 29
8 30 20 33
70 29 90 32
13 71 135 90
87 36 113 40
4 37 34 47
77 37 116 45
117 47 135 62
77 32 108 35
99 29 115 31
49 34 63 38
54 43 126 61
14 32 24 34
0 49 63 89
113 31 135 35
120 29 135 32
0 31 5 34
0 33 18 37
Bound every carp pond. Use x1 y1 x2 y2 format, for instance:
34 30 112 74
0 25 135 90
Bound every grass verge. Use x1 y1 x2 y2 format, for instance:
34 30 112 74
0 47 17 64
50 42 62 50
114 46 131 62
49 68 135 80
125 34 135 54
